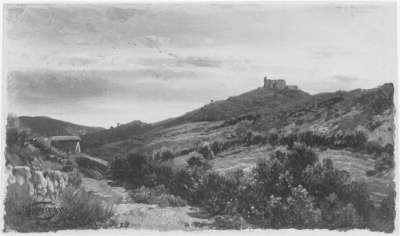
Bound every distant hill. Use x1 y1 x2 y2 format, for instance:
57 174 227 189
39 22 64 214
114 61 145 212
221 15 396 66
16 116 104 137
178 86 310 122
81 120 152 151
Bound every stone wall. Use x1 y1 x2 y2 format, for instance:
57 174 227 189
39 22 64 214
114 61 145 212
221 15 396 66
7 165 71 202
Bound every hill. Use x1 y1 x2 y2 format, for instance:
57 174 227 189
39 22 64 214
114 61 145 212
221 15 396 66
81 120 152 153
80 85 310 152
177 86 310 122
16 116 104 137
83 82 394 164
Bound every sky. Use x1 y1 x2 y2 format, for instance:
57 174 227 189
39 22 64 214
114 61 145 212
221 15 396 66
4 2 397 127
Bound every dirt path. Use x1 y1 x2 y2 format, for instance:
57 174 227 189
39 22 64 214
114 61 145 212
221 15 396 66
81 178 210 230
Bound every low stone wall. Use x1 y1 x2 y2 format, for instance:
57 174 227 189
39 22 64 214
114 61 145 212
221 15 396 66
7 165 70 202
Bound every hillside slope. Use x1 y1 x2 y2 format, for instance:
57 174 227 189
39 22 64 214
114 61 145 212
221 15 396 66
17 116 104 137
84 83 394 166
81 86 310 150
178 86 310 122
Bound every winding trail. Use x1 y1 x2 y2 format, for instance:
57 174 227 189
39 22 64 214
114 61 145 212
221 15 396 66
81 177 210 230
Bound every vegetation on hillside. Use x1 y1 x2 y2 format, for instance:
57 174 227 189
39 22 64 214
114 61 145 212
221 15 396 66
109 142 395 231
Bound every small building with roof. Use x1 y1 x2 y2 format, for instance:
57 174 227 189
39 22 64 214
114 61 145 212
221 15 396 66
49 136 81 153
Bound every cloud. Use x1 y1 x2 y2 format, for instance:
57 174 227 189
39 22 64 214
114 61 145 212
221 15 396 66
105 7 147 22
136 56 222 68
7 69 200 104
331 75 360 83
54 56 98 67
7 70 110 102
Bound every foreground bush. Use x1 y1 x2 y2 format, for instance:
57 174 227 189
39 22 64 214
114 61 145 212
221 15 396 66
53 186 113 230
4 183 113 232
4 182 35 232
109 145 393 232
131 185 187 207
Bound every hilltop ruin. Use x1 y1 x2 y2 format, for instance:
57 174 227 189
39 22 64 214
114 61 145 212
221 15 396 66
263 76 298 90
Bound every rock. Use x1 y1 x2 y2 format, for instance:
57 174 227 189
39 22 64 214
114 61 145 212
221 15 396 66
12 166 31 185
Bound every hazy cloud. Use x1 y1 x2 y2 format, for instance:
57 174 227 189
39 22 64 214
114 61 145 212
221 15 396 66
136 56 222 68
332 75 360 84
105 7 147 22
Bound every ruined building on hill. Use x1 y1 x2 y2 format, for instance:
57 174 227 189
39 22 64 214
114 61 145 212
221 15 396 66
263 76 298 90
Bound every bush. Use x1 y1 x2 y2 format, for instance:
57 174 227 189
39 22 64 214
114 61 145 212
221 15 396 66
210 140 224 154
374 152 394 172
267 132 279 145
285 143 318 181
212 214 249 230
169 170 200 203
109 152 157 188
187 152 211 171
131 185 187 207
197 142 214 160
245 131 266 145
6 128 29 147
283 185 322 228
279 133 297 148
4 182 35 232
364 141 383 155
4 183 113 232
373 184 395 232
198 172 241 215
383 144 394 155
154 147 175 162
302 159 350 200
53 186 113 230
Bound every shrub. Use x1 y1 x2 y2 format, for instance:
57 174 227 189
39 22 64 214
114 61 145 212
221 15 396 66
158 147 175 161
245 131 266 145
131 185 187 207
210 140 224 154
197 142 214 160
279 133 297 148
340 182 372 221
198 172 241 215
151 164 175 188
187 152 211 171
374 152 394 172
302 159 350 200
4 183 113 232
267 132 279 145
373 184 395 232
323 202 363 229
212 214 249 230
53 186 113 230
234 120 252 140
169 170 200 203
284 143 318 181
383 144 394 155
4 182 35 232
109 152 156 188
364 141 383 155
342 131 367 149
284 185 322 228
6 128 29 148
298 131 329 147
